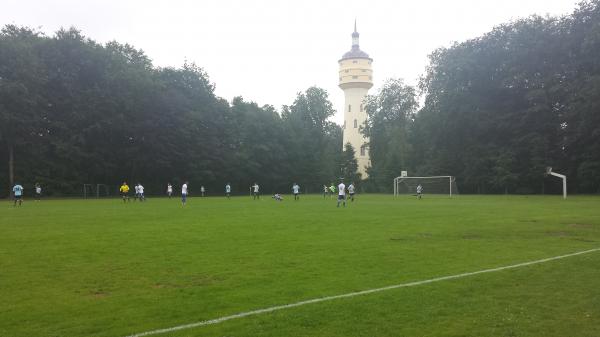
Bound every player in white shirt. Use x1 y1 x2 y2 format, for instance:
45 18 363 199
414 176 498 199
292 183 300 200
416 184 423 199
167 183 173 198
337 181 346 208
252 183 260 200
134 184 140 201
201 186 205 197
272 193 283 201
35 183 42 201
323 185 328 198
181 182 188 205
348 182 355 202
138 183 145 201
225 183 231 199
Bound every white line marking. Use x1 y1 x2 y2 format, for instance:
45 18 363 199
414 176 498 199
125 247 600 337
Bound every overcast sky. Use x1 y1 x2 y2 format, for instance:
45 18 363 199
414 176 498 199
2 0 579 124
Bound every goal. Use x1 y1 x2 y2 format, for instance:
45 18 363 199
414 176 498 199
393 176 458 197
83 184 111 199
83 184 94 199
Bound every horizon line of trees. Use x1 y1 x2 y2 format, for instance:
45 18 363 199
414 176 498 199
0 25 359 197
2 0 600 196
364 0 600 194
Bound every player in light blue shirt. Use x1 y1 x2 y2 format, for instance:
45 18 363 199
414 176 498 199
13 183 24 207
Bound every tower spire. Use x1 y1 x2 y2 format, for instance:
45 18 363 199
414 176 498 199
352 19 359 46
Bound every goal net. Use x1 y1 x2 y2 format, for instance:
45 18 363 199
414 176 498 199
393 176 458 197
83 184 94 199
83 184 110 198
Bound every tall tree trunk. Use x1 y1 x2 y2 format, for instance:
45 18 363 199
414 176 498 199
8 144 14 197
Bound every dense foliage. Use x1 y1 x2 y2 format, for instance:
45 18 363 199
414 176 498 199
365 0 600 193
2 0 600 196
0 26 344 197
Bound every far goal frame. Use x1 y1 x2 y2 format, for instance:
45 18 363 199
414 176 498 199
393 176 457 197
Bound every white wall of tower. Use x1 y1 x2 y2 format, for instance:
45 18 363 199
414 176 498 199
342 87 370 178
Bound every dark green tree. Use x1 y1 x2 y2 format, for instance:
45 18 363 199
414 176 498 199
340 142 361 184
363 79 418 191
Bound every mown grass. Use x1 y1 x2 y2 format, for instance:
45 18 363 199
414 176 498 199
1 194 599 337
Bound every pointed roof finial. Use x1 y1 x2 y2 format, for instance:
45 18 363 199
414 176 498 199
352 18 360 43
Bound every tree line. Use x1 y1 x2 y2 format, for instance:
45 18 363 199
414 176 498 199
2 0 600 196
364 0 600 194
0 26 354 197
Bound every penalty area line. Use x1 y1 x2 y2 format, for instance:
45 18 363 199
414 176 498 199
125 247 600 337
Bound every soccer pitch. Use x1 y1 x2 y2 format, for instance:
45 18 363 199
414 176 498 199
2 195 600 337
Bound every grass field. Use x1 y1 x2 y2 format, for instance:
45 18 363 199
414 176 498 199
2 194 600 337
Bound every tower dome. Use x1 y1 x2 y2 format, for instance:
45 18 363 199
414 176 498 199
340 20 372 60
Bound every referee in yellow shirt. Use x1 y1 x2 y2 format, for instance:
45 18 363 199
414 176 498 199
119 182 130 203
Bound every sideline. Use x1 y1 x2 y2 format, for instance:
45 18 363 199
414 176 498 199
125 247 600 337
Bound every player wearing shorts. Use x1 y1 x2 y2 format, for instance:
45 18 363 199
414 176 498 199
252 183 260 200
416 184 423 199
134 184 140 201
35 183 42 201
138 183 145 201
336 181 346 208
13 183 24 206
181 182 188 205
225 183 231 199
167 183 173 198
119 182 130 203
292 183 300 200
348 182 355 202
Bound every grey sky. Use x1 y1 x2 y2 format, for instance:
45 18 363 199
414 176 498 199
2 0 579 124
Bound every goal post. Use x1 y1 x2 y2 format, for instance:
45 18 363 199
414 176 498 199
545 167 567 199
393 176 458 197
83 184 94 199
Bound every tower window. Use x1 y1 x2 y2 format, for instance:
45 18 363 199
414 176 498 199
360 145 367 156
345 69 349 73
348 105 351 112
352 76 358 79
339 77 342 81
354 119 358 128
343 121 346 129
360 104 363 112
362 69 366 72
